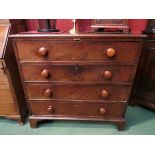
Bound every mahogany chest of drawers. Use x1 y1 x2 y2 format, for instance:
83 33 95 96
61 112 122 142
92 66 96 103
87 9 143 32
0 23 27 124
11 33 145 130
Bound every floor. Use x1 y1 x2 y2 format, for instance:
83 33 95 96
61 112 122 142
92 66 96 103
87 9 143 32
0 105 155 135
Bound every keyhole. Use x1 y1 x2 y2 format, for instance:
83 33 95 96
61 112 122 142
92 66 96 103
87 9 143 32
75 44 78 47
75 66 78 71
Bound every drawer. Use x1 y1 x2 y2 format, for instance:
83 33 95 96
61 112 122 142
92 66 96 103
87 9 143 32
29 101 126 118
21 64 134 83
16 40 140 63
26 84 129 101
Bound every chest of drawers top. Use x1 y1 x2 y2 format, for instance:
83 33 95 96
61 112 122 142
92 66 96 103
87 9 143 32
10 33 146 39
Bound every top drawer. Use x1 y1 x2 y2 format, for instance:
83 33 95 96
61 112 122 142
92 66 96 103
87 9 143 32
15 40 140 63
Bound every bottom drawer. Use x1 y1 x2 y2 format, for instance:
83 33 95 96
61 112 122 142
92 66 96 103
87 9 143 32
30 101 126 118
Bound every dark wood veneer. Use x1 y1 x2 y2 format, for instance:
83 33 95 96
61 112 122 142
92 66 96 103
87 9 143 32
26 83 130 101
21 64 134 83
15 40 140 63
29 101 126 118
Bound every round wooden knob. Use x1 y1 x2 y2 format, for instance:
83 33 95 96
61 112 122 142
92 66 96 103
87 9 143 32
99 107 106 115
105 48 116 58
103 70 112 79
101 90 109 98
41 69 49 78
47 106 54 113
38 47 48 56
44 89 53 97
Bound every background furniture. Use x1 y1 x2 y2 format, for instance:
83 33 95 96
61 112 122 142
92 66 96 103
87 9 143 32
11 33 145 130
0 20 27 124
131 32 155 110
91 19 129 33
24 19 148 33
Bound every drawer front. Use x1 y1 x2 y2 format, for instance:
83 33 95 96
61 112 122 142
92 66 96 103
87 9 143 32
26 84 129 101
30 101 126 118
21 64 134 83
16 40 140 63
